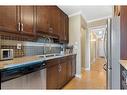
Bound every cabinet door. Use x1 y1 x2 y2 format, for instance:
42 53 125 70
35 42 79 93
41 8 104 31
59 11 69 43
58 60 67 88
66 58 72 81
36 6 50 34
20 6 35 35
0 6 19 33
120 6 127 60
65 15 69 43
47 64 58 89
50 6 60 36
72 55 76 77
59 11 65 42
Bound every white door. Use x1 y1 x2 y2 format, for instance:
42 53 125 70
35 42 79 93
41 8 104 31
98 39 105 57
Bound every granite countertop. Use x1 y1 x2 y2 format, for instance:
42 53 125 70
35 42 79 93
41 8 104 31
0 53 76 69
0 56 42 69
120 60 127 70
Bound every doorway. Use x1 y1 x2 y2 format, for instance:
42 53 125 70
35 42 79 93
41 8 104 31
64 26 107 89
89 26 107 89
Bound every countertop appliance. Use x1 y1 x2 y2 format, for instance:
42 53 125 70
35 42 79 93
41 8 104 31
103 17 120 89
1 60 46 89
0 49 13 61
64 45 73 54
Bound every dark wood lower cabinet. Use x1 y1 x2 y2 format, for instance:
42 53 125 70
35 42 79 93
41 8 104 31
46 58 59 89
46 54 76 89
72 55 76 77
58 62 67 88
66 57 72 81
47 64 59 89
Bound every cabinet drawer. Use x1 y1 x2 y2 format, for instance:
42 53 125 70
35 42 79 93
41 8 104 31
46 58 60 67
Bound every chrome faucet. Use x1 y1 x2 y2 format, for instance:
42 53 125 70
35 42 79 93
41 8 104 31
47 37 51 43
46 37 51 51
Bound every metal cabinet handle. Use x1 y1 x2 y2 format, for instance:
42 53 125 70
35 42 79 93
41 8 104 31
49 27 53 33
103 63 112 71
58 64 60 72
103 64 107 71
21 23 24 31
49 31 52 33
59 64 62 72
58 64 61 72
18 22 20 31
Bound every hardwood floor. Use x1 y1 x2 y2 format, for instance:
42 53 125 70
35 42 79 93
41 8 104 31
63 58 106 89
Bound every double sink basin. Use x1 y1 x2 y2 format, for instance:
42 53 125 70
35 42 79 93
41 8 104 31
38 53 64 60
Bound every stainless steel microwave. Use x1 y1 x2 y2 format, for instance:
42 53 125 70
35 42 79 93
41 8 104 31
0 49 14 60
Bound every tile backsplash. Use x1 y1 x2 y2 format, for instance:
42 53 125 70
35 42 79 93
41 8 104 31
0 34 25 57
0 33 62 58
24 42 44 56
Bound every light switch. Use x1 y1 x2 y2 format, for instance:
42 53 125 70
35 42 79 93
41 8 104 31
17 43 22 49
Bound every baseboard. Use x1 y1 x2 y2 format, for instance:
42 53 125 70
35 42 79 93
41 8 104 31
85 67 90 71
91 58 96 64
75 74 82 78
82 67 90 71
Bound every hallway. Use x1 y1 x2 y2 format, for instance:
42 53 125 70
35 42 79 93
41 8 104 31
63 58 106 89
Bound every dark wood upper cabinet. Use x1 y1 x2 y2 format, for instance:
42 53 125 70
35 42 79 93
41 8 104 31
36 6 60 37
20 6 35 35
36 6 50 34
36 6 69 42
0 6 69 43
65 15 69 43
120 6 127 60
0 6 35 35
49 6 60 36
59 11 65 42
0 6 19 33
59 10 69 43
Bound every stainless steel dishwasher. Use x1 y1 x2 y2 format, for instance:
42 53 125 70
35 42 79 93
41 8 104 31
1 61 46 89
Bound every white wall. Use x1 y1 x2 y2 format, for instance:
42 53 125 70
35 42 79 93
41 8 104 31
81 16 89 70
81 28 86 68
90 32 97 64
85 29 90 70
69 15 82 77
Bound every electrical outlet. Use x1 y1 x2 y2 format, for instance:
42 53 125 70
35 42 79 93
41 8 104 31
17 43 22 49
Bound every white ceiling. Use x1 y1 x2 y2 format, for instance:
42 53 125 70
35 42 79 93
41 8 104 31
58 6 113 22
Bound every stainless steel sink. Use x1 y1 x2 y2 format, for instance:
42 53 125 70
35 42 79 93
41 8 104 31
38 53 62 59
